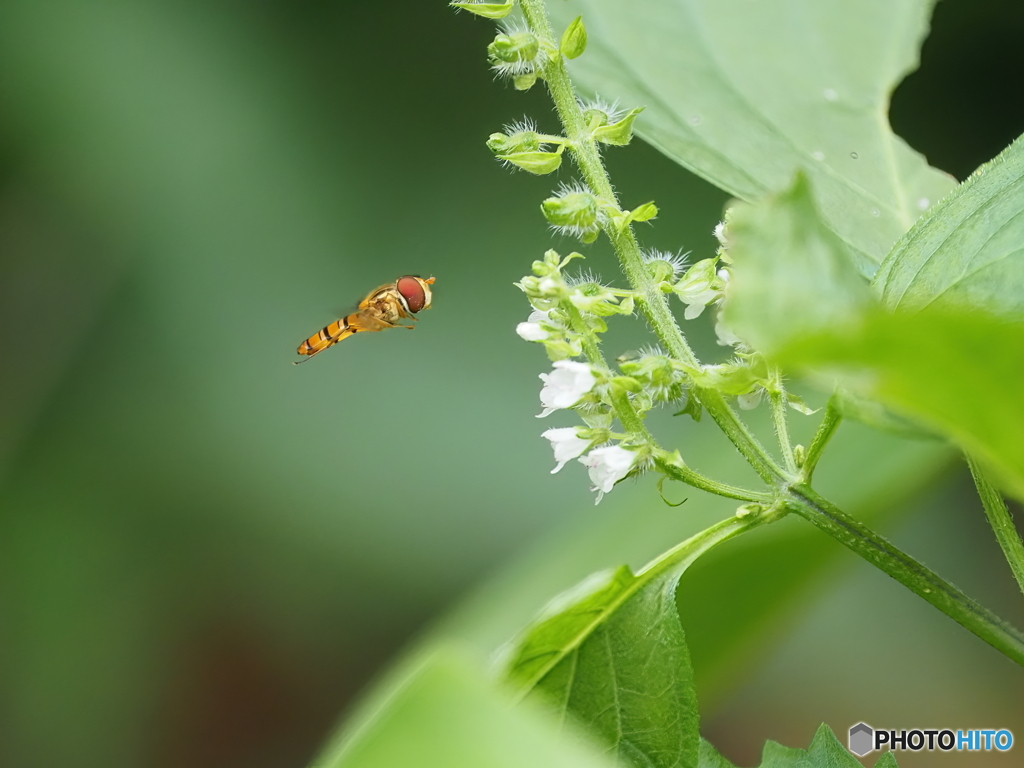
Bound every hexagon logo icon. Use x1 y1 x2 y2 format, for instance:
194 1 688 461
848 722 874 757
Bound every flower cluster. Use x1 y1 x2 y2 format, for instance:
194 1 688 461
616 346 690 413
516 250 634 361
532 361 645 503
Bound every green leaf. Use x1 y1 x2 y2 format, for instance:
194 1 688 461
503 516 759 768
549 0 956 272
724 173 874 354
874 132 1024 319
780 308 1024 504
699 723 897 767
314 646 621 768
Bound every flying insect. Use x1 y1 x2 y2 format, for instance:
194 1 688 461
294 275 435 363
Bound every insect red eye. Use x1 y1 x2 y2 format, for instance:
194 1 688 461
396 276 427 312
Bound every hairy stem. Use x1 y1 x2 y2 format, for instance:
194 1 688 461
519 0 783 485
968 455 1024 599
767 369 797 475
787 483 1024 666
802 397 842 482
657 459 772 503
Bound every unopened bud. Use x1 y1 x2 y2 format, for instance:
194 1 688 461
488 31 540 65
560 16 587 59
542 190 598 229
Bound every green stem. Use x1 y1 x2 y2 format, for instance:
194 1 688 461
519 0 783 486
968 455 1024 599
767 370 797 475
786 483 1024 666
637 511 771 579
802 398 841 482
656 458 772 503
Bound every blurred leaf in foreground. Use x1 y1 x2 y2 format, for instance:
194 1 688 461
316 646 621 768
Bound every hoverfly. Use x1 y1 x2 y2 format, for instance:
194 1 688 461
294 275 435 363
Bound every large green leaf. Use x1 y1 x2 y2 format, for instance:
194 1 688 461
699 724 898 768
315 647 621 768
781 309 1024 504
874 132 1024 318
502 516 759 768
722 169 1024 501
548 0 956 272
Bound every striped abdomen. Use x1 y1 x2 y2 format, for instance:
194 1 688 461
296 315 358 357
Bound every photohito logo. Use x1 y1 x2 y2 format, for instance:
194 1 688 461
848 722 1013 757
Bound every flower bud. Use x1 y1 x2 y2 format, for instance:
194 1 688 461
450 1 514 19
793 444 806 467
560 16 587 59
487 130 541 155
567 281 613 313
488 31 540 66
641 250 688 284
735 503 764 518
582 106 609 128
542 189 599 230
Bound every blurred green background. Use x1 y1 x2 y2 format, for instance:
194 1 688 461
1 1 1022 767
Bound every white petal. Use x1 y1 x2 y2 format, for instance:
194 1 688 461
516 322 548 341
683 301 706 320
537 361 596 417
579 445 637 501
542 427 590 473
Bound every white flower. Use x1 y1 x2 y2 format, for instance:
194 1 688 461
541 427 590 473
516 309 554 342
578 445 637 504
679 288 720 319
672 258 723 320
537 360 596 418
